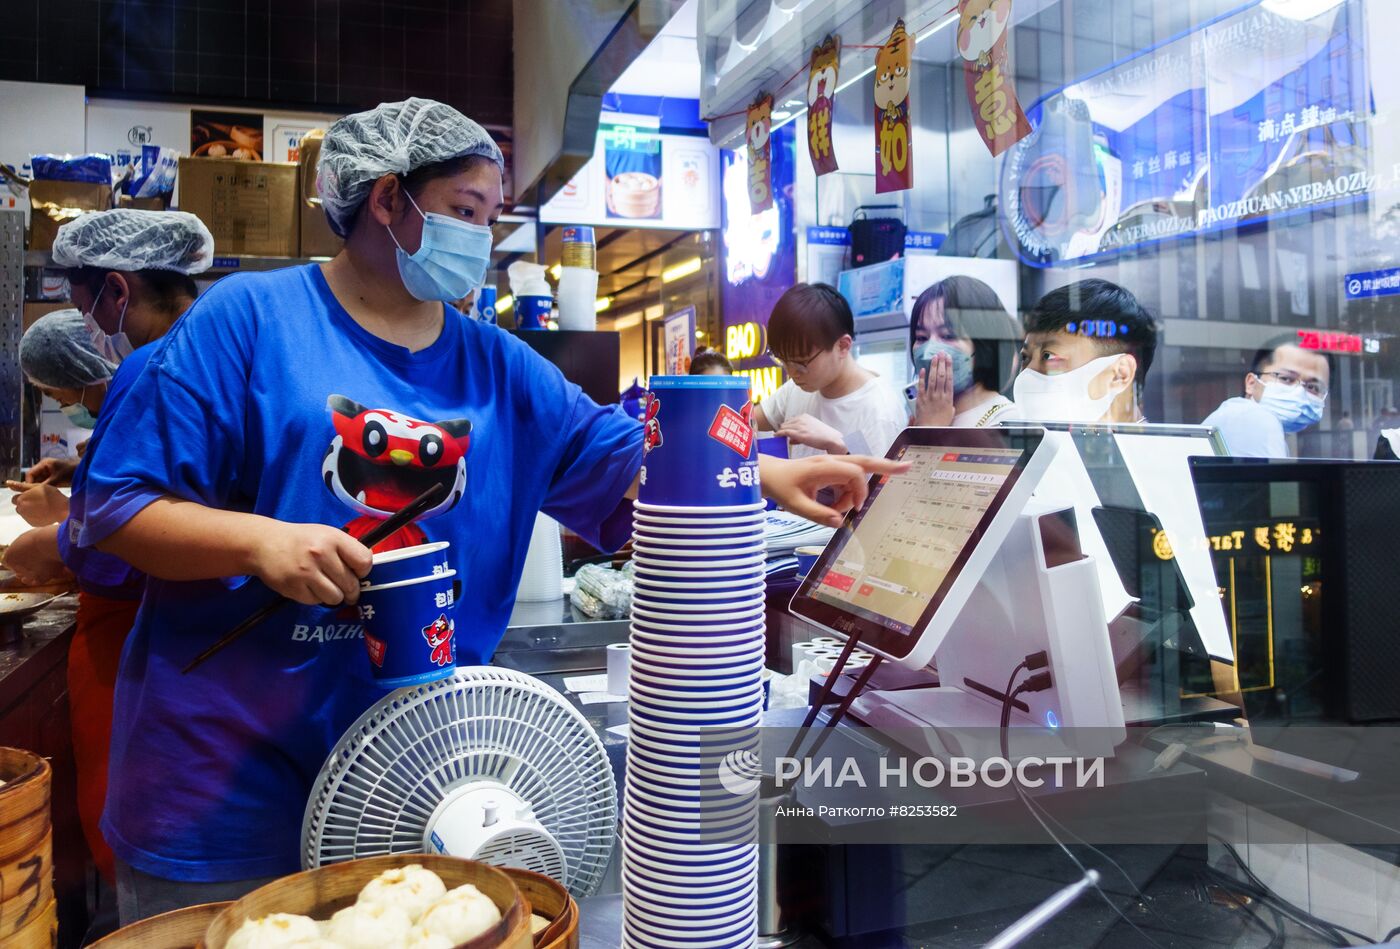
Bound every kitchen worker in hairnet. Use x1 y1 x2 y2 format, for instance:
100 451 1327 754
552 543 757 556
77 98 904 920
23 209 212 487
8 310 116 528
5 209 212 888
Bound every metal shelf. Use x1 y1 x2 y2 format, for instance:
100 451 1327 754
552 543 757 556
25 250 325 274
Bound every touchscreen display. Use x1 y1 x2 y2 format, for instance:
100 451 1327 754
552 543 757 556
809 444 1025 635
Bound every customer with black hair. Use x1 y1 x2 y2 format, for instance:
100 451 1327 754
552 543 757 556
689 348 734 376
753 282 908 458
1015 279 1158 423
1202 337 1329 457
909 275 1020 427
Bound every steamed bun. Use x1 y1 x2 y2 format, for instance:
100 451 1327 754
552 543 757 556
403 929 454 949
416 883 502 944
357 863 448 924
226 913 321 949
321 901 413 949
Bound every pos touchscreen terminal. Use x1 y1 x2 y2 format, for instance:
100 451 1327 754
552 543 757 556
790 426 1054 670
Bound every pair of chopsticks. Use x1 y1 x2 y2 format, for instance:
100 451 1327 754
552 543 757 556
182 483 447 674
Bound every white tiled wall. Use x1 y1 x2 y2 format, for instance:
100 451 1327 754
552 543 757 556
1208 793 1400 943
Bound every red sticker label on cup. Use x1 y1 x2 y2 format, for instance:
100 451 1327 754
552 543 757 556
365 633 386 668
708 405 755 457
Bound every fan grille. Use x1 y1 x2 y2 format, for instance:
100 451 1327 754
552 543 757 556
303 668 616 897
473 828 566 880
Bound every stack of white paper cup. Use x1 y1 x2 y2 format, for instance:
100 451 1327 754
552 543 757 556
623 376 765 949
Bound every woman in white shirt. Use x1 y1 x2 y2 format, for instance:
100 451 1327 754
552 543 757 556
909 275 1020 428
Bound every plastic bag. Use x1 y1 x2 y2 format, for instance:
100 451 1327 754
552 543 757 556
570 563 633 619
31 153 115 185
128 145 180 198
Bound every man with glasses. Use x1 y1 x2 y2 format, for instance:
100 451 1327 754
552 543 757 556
1203 339 1330 458
752 283 908 459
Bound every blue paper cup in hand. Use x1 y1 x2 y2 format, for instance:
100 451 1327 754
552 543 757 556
638 377 760 507
361 541 451 588
358 569 461 688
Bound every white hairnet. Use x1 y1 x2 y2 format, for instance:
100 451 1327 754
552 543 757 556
20 309 118 390
316 97 505 238
52 209 214 275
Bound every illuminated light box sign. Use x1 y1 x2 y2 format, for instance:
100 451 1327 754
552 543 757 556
1345 267 1400 300
1296 330 1373 355
1002 0 1378 267
541 120 719 230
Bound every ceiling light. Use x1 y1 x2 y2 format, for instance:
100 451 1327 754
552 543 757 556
662 256 704 282
771 109 793 120
614 313 642 329
497 294 514 313
695 330 706 339
595 296 613 312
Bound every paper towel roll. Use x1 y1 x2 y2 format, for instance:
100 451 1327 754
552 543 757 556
557 267 599 331
607 642 632 695
517 513 564 602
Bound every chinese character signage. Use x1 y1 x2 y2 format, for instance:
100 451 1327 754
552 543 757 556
957 0 1031 157
746 95 774 214
874 20 913 194
1002 0 1373 267
806 35 841 176
1345 267 1400 301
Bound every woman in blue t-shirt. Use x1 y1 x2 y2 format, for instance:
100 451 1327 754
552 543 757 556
79 98 902 921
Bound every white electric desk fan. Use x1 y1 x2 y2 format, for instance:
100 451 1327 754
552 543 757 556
302 667 617 897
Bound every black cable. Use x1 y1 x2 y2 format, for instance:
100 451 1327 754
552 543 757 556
1199 872 1285 949
1207 834 1369 947
999 675 1173 949
799 655 884 761
1205 866 1351 948
1386 924 1400 943
784 633 863 761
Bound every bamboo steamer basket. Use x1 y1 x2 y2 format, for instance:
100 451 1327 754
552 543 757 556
7 898 55 949
0 748 53 945
91 902 231 949
502 868 578 949
202 854 532 949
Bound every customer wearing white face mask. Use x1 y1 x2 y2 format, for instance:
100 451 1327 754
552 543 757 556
1202 341 1330 458
1014 279 1159 424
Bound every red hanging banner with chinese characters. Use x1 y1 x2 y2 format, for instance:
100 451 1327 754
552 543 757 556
806 35 841 176
874 20 913 193
746 95 774 214
957 0 1032 157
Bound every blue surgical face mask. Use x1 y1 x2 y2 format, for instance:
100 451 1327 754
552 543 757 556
1259 381 1325 434
61 402 97 429
914 339 975 395
83 285 134 363
387 192 494 303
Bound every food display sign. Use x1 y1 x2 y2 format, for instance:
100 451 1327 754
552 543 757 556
806 36 841 176
957 0 1032 157
873 20 913 194
540 123 719 231
1002 0 1376 267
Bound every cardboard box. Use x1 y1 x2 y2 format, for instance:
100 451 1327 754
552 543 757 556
177 158 299 257
28 180 114 252
23 301 70 331
300 198 342 258
118 194 170 211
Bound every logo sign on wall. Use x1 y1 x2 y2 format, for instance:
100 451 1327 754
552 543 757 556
1002 0 1375 267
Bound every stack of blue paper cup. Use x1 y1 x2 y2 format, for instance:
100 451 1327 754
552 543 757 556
623 376 765 949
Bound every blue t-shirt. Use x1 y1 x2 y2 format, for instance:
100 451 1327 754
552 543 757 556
57 343 156 600
80 264 643 882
